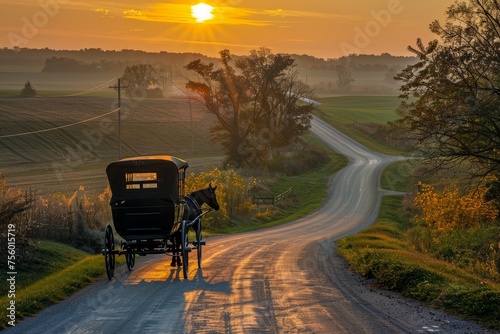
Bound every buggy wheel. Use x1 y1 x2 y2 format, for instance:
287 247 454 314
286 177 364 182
104 225 115 280
126 252 135 271
196 219 203 269
181 221 190 279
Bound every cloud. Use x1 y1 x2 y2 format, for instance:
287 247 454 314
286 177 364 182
95 8 110 16
122 9 144 17
118 3 336 27
121 4 190 24
264 8 335 19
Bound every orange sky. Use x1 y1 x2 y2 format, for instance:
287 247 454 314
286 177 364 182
0 0 455 59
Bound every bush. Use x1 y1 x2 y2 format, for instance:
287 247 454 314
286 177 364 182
146 87 163 98
409 182 500 282
413 182 498 233
264 146 330 175
438 286 500 326
186 168 256 231
20 80 36 97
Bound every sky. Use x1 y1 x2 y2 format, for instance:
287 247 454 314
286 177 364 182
0 0 456 59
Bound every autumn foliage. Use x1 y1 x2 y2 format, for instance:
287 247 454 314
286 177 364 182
186 167 256 230
414 182 498 233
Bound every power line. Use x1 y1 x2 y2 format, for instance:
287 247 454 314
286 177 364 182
61 77 118 97
0 108 119 138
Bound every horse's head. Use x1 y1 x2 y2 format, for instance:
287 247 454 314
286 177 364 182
205 183 220 211
192 183 219 211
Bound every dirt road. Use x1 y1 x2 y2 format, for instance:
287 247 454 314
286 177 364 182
7 118 497 333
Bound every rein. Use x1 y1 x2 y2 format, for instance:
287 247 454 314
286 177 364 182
185 195 202 216
183 194 213 228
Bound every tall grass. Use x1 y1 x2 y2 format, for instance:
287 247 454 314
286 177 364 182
25 186 111 253
0 175 111 262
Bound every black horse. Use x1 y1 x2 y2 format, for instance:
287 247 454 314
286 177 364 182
171 183 219 267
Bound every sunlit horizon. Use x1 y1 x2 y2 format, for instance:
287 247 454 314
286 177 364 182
0 0 455 59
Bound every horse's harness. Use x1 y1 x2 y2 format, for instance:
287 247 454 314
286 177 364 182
184 195 202 219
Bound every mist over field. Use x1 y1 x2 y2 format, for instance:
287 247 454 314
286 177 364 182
0 48 415 94
0 96 223 194
0 48 415 194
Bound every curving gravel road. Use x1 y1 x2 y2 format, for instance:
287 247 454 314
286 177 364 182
7 117 498 333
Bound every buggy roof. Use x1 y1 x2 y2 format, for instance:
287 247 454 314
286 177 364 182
118 155 188 168
106 155 188 203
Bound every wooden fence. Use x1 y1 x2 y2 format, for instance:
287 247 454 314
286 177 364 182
252 187 292 205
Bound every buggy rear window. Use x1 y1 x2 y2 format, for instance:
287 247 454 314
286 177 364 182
125 172 158 189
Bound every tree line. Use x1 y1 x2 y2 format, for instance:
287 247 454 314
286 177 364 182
41 56 128 73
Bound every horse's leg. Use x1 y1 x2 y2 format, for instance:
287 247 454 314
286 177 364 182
170 234 178 267
170 253 177 267
176 231 182 267
170 232 182 267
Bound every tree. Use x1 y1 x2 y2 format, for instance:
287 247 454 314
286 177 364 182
393 0 500 183
121 64 160 98
185 48 315 167
335 58 354 91
42 56 84 72
20 80 36 97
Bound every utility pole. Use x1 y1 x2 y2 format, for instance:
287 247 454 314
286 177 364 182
109 78 128 160
189 99 194 152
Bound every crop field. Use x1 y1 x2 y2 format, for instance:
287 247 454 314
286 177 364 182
0 94 403 195
0 95 223 195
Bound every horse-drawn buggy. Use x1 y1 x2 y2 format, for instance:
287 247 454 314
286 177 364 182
102 155 219 280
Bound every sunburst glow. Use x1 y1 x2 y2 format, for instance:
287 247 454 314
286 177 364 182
191 3 214 23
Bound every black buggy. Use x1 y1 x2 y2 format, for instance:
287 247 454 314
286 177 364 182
102 155 219 280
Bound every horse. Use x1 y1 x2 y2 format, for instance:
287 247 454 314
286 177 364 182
170 183 219 267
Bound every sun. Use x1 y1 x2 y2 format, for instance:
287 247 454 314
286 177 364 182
191 3 214 23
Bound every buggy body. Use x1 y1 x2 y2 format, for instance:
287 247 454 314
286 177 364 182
106 155 187 240
102 155 209 280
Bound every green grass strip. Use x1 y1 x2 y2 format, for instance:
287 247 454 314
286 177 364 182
1 254 124 329
337 196 500 330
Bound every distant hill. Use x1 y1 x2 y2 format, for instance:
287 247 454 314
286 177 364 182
0 47 417 73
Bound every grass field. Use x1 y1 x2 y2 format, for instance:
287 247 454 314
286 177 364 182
316 95 403 155
319 96 401 123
